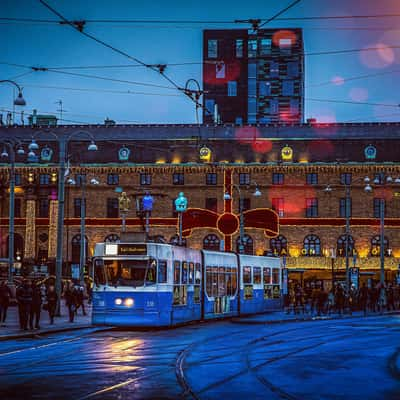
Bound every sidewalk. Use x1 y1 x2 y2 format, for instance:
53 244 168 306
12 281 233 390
231 309 400 325
0 301 94 341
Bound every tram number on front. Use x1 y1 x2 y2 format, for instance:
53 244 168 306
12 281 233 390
146 300 155 308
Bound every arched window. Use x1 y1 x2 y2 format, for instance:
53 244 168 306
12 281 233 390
71 234 88 264
104 234 120 243
336 234 355 257
6 233 24 260
303 234 321 256
370 235 390 257
203 234 221 251
236 234 253 255
170 234 187 247
270 235 288 256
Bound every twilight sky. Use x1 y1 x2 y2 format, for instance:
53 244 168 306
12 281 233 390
1 0 400 124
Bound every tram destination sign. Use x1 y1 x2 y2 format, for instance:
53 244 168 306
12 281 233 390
118 244 147 256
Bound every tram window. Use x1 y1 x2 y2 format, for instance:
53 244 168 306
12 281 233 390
226 271 232 296
104 259 156 287
218 267 226 296
263 267 271 284
212 266 218 297
206 266 212 297
231 268 238 294
182 262 188 284
189 262 194 284
158 260 167 283
272 269 280 284
174 261 181 284
253 267 262 284
94 260 106 285
195 263 201 284
243 266 252 284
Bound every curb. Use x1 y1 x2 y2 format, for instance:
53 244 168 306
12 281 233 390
0 324 99 341
230 310 400 325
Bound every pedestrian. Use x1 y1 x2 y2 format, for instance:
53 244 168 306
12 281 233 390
327 289 335 315
294 284 304 314
335 284 345 316
349 284 358 315
16 279 33 330
387 284 395 311
0 280 12 325
86 279 93 305
75 284 87 316
64 281 78 322
30 281 42 329
369 285 378 312
317 286 327 316
45 285 58 324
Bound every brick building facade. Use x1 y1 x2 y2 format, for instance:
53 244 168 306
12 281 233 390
0 123 399 285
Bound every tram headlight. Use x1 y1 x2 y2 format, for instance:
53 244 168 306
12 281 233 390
115 298 123 305
124 298 134 307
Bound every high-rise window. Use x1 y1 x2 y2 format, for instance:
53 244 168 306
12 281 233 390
205 99 215 116
216 62 225 79
272 173 284 185
339 198 352 218
206 173 217 185
205 198 217 212
270 61 279 77
306 173 318 185
227 81 237 97
290 99 299 115
279 38 292 54
173 173 184 185
260 38 272 55
107 198 119 218
282 80 294 96
287 61 299 77
259 81 271 96
270 99 279 115
235 39 243 58
272 198 284 217
306 198 318 217
140 173 151 185
207 39 217 58
38 198 49 218
248 39 257 57
107 173 119 185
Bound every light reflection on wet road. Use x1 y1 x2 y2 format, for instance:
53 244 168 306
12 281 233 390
0 316 399 399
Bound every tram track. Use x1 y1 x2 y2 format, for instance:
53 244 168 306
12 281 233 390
175 324 357 400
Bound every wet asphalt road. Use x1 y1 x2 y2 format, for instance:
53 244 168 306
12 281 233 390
0 315 399 400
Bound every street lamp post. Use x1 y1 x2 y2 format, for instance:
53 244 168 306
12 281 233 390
29 133 97 313
142 192 154 237
1 141 25 285
224 183 261 254
174 192 188 246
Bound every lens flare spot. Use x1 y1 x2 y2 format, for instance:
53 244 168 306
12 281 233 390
349 87 369 102
360 43 395 69
331 76 345 86
252 140 272 154
272 30 298 47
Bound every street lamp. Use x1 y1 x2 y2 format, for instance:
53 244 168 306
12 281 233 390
174 192 188 246
142 192 154 237
224 182 261 254
324 177 370 297
0 140 25 286
29 132 97 313
68 175 99 284
0 79 26 106
364 172 400 286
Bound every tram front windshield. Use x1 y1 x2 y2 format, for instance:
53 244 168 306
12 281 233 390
104 259 156 287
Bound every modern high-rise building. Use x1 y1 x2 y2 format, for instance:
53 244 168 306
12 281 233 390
202 28 304 125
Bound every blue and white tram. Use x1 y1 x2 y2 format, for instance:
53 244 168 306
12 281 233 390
91 241 281 327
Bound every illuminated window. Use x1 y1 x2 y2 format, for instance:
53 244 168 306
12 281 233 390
203 234 220 251
236 234 253 255
306 198 318 217
235 39 243 58
270 235 288 256
208 39 217 58
227 81 237 97
336 234 355 257
370 235 390 257
303 234 321 256
260 38 272 55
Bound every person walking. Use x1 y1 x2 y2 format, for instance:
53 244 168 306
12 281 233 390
386 284 395 311
0 280 12 325
45 285 58 324
16 279 33 330
64 281 78 322
359 282 369 316
75 284 87 316
335 284 345 316
30 281 42 329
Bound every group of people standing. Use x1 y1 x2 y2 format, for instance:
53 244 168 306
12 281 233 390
0 278 88 330
285 281 400 317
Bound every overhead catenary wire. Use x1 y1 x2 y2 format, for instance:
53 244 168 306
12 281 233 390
38 0 202 109
258 0 302 29
306 98 400 108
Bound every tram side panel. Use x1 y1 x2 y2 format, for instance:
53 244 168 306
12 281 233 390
201 250 239 320
238 255 282 315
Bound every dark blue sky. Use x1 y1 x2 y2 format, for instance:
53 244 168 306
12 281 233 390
1 0 400 124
